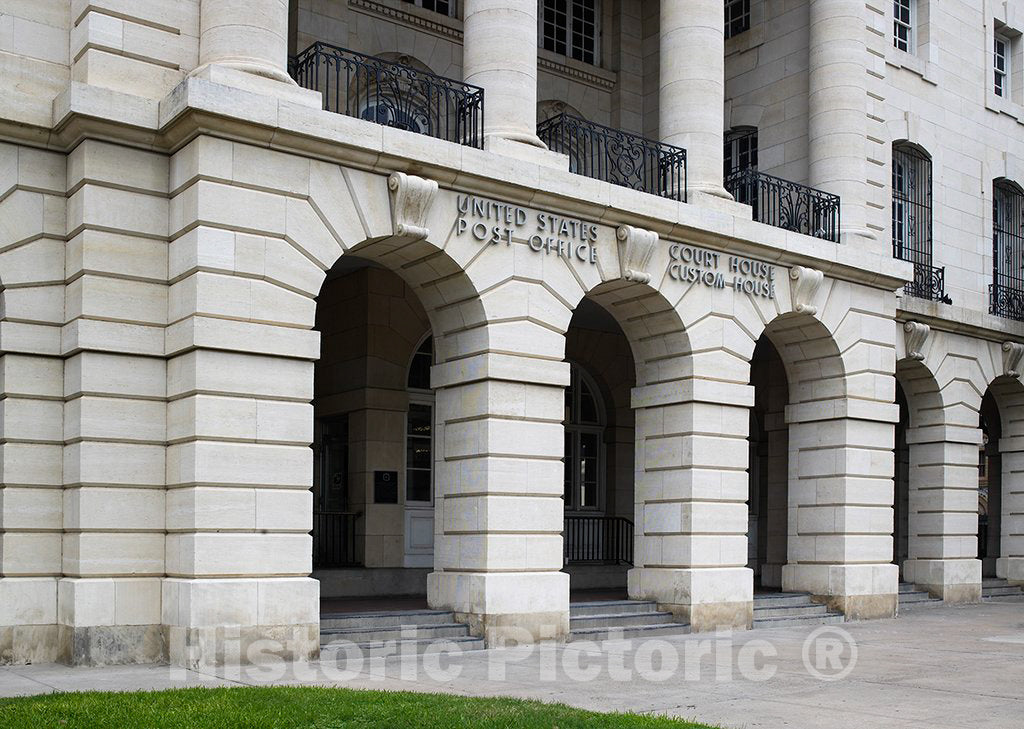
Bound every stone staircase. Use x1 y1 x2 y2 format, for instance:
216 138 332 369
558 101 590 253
898 582 943 610
568 599 690 641
982 577 1024 601
319 609 485 658
752 592 844 628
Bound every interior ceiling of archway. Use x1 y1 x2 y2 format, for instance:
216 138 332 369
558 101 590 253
319 238 487 364
895 358 944 428
757 312 845 403
581 279 690 387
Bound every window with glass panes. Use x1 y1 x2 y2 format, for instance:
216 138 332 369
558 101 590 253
406 337 434 504
724 128 758 176
893 0 913 52
995 34 1010 97
725 0 751 39
400 0 455 16
540 0 599 66
992 180 1024 319
563 363 604 512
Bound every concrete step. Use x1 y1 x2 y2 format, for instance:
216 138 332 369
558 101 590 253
569 600 658 617
320 635 486 657
569 611 674 630
982 578 1012 587
320 609 454 630
569 622 691 642
753 613 845 629
985 593 1024 602
983 586 1024 597
752 593 822 609
899 582 917 593
899 591 940 604
321 623 470 643
753 604 831 619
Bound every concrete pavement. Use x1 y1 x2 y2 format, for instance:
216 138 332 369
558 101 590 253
1 601 1022 729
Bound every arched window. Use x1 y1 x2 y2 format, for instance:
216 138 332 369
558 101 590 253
406 336 434 504
992 179 1024 320
893 142 945 301
564 363 605 512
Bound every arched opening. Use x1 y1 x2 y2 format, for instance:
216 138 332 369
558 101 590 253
980 388 1002 578
893 381 910 574
747 335 788 590
562 297 635 598
978 374 1024 591
312 256 435 609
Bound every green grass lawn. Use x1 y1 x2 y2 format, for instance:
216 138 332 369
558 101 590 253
0 686 717 728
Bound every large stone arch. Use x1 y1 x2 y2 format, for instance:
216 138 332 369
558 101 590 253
983 372 1024 584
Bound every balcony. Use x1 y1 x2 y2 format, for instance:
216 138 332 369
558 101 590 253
537 113 687 202
290 42 485 148
724 168 840 243
990 282 1024 321
904 261 952 304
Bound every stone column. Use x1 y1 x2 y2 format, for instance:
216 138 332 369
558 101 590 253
628 382 754 632
462 0 545 152
902 425 983 602
659 0 729 200
997 439 1024 584
808 0 874 242
193 0 319 105
163 137 320 667
0 143 65 665
782 402 899 618
427 351 570 644
59 141 171 665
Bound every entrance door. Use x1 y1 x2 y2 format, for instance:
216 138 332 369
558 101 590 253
404 337 435 568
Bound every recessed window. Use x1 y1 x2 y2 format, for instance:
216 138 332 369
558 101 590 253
401 0 455 16
725 0 751 39
540 0 599 66
724 128 758 176
991 179 1024 320
563 363 604 512
893 0 914 52
995 34 1010 97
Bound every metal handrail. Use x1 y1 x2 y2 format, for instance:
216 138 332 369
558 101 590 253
290 42 485 148
538 113 687 202
903 260 952 304
725 167 841 242
312 510 362 568
564 515 634 565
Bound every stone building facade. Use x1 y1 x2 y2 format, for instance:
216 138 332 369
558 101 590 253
0 0 1021 666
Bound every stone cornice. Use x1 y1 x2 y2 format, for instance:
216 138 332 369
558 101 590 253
6 77 913 294
896 294 1024 343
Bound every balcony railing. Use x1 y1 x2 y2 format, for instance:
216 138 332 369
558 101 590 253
312 510 361 568
904 261 952 304
538 114 687 202
724 168 840 242
564 515 634 565
990 282 1024 321
291 42 485 148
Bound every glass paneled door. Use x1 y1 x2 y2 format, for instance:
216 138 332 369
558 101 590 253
404 337 435 567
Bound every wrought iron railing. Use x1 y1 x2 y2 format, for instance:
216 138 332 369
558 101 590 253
313 511 361 568
904 261 952 304
725 168 840 242
990 282 1024 321
564 515 634 565
537 113 687 201
291 42 485 148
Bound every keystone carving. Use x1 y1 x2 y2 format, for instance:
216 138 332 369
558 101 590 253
789 266 824 316
388 171 438 240
616 225 659 284
903 321 930 361
1003 341 1024 378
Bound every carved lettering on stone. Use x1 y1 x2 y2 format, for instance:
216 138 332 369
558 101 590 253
789 266 824 315
616 225 659 284
388 171 438 240
903 321 930 361
1002 341 1024 377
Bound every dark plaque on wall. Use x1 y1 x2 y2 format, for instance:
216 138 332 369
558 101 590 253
373 470 399 504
